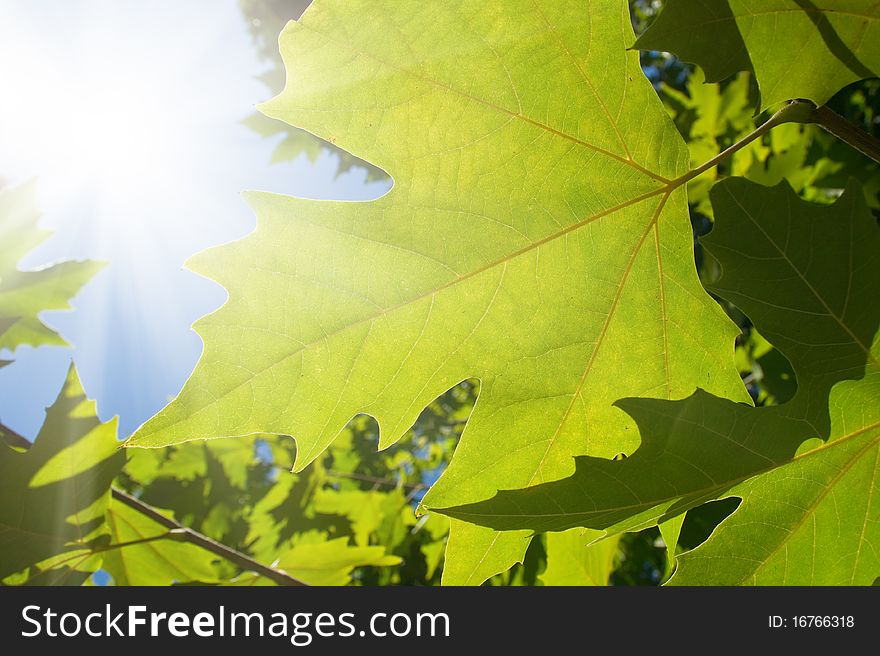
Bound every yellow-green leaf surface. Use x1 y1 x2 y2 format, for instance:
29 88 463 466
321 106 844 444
128 0 747 584
418 513 450 581
243 111 387 181
0 181 105 354
634 1 880 110
0 365 124 579
277 535 400 586
445 179 880 584
671 179 880 584
540 528 620 586
231 532 401 586
659 514 685 579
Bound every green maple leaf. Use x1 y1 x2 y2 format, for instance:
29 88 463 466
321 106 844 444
274 534 401 587
313 487 408 548
0 181 105 355
101 498 222 585
443 178 880 584
244 466 352 563
0 364 124 579
231 532 401 586
672 178 880 584
634 0 880 110
127 0 749 584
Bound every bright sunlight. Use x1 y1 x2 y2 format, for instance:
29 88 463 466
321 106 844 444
0 11 185 206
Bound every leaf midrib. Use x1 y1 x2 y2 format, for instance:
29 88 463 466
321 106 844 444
528 193 672 486
720 183 879 369
133 188 669 444
744 435 879 584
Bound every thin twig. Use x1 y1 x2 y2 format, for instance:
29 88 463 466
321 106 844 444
672 99 817 187
111 489 307 586
45 533 176 572
324 468 427 491
1 420 307 587
673 98 880 187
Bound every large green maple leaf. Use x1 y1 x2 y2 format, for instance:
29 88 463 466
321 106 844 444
444 179 880 584
0 181 105 355
634 1 880 110
128 0 748 584
0 364 124 579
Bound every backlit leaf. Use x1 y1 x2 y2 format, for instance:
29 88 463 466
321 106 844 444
101 498 221 586
539 529 620 586
443 178 880 584
0 365 123 579
0 181 104 356
128 0 748 584
233 532 400 586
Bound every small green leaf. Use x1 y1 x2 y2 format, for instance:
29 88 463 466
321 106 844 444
234 533 401 586
0 182 105 355
278 535 401 586
313 487 407 547
2 548 104 586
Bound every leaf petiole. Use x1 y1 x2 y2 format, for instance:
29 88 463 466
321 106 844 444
672 100 817 188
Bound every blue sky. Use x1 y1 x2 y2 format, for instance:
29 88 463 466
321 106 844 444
0 0 390 438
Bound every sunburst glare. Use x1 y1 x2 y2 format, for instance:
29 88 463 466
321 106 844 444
0 0 389 439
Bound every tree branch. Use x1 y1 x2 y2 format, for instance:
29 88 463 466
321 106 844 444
110 488 307 586
809 104 880 165
1 420 307 587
